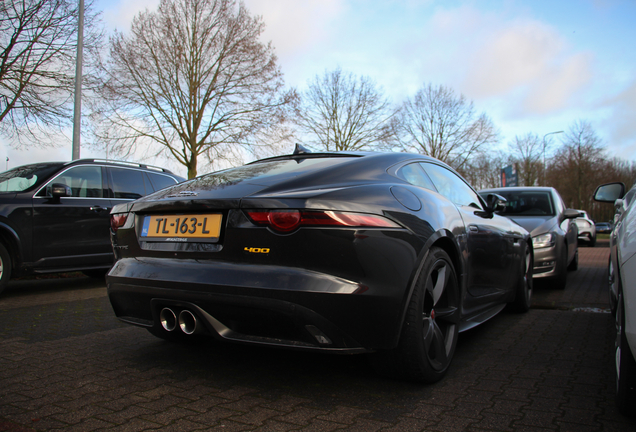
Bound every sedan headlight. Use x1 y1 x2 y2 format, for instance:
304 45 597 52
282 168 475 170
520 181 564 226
532 232 556 249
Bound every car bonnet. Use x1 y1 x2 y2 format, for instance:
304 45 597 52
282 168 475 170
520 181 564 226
505 215 557 237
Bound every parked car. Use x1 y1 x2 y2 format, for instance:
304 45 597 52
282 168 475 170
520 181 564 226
595 222 612 234
0 159 184 294
594 181 636 416
107 148 533 383
574 210 596 246
479 187 579 289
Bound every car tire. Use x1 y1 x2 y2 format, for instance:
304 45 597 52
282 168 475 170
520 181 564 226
615 290 636 417
567 248 578 271
0 242 12 295
609 258 618 316
589 234 596 247
376 247 461 383
82 269 109 279
509 244 533 313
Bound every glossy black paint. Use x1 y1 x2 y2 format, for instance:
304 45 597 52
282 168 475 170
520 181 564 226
108 152 532 355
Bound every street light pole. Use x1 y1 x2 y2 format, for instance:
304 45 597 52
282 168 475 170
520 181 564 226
72 0 84 160
542 130 564 185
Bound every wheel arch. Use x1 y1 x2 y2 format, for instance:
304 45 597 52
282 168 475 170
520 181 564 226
394 230 464 345
0 221 23 275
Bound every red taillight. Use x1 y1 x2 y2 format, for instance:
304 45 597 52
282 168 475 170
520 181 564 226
269 210 302 232
245 210 400 233
110 214 128 232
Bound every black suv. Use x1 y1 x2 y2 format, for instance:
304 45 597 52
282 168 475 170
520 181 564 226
0 159 184 293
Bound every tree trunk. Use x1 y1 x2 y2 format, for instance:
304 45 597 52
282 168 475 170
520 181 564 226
187 153 198 179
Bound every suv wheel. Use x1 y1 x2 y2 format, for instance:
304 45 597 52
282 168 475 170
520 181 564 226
0 243 12 295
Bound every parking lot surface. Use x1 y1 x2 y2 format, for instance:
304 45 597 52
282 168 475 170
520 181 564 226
1 240 635 431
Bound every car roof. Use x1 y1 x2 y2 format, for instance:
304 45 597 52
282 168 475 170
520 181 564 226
480 186 556 193
63 159 179 175
250 150 441 166
7 159 179 176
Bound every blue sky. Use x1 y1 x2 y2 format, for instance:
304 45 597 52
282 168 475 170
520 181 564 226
3 0 635 177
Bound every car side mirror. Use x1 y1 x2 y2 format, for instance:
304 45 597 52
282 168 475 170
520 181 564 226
51 183 72 198
484 193 507 213
594 182 625 203
563 209 580 219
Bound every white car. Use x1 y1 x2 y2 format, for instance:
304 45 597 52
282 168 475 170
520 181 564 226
594 181 636 415
574 210 596 247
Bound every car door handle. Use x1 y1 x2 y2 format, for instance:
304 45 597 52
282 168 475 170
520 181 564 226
90 206 110 212
469 225 479 233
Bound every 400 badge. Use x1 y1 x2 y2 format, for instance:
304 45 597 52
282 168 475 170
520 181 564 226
244 247 270 254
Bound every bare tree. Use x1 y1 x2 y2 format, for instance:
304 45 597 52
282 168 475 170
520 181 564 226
0 0 102 144
459 152 506 191
291 68 398 151
92 0 292 179
510 133 543 186
398 84 497 171
589 157 636 222
547 120 605 210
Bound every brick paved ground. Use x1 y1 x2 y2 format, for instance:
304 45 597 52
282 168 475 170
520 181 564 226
0 240 634 431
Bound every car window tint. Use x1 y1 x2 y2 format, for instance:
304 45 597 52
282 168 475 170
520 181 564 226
187 157 358 189
42 166 103 198
420 163 481 208
493 191 555 216
1 163 63 193
147 172 178 192
397 163 436 190
110 168 146 199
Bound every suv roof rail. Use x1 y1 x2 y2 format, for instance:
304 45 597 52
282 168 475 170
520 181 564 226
67 159 174 174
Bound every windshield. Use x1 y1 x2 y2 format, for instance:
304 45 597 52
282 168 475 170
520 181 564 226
0 163 64 193
495 191 555 216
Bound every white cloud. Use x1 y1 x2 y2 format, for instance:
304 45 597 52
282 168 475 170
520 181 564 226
100 0 160 32
244 0 346 60
599 79 636 158
466 21 565 96
522 52 593 114
460 18 594 116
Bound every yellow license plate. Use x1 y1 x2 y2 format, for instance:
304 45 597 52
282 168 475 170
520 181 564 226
141 214 222 241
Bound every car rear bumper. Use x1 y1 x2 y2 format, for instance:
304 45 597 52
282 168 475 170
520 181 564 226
107 257 409 353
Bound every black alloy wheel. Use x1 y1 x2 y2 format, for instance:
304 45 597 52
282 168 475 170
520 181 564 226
615 290 636 416
396 247 461 383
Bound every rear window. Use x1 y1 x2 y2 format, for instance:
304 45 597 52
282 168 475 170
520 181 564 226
147 172 178 191
187 157 358 189
110 167 147 199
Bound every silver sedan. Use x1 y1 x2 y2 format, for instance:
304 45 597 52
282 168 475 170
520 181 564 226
480 186 579 289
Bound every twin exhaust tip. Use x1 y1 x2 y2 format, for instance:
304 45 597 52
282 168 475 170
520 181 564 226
160 307 199 335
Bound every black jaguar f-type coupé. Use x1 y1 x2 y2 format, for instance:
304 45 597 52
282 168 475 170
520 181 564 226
107 147 532 383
